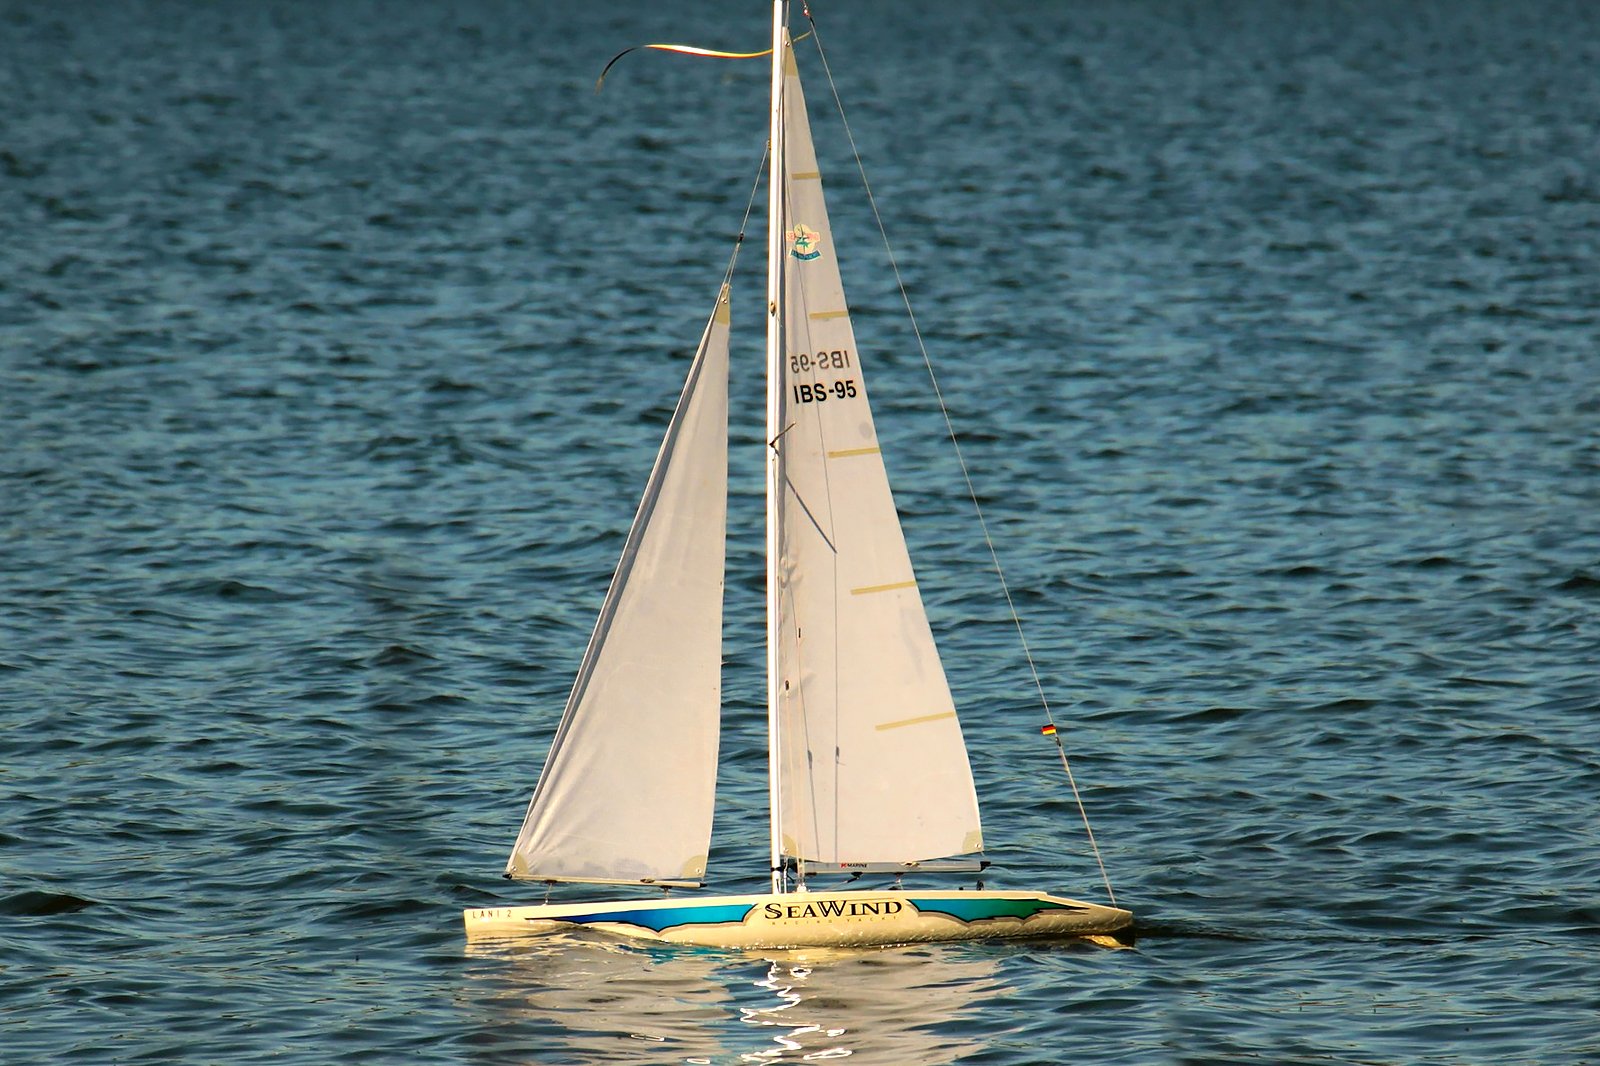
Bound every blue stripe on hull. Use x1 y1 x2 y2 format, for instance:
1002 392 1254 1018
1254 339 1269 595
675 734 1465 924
906 896 1087 924
553 903 755 933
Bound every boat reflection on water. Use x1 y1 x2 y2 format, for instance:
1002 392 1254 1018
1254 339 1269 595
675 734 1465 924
461 933 735 1064
461 932 1009 1063
735 945 1007 1063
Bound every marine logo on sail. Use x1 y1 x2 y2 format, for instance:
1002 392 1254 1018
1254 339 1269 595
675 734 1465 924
788 224 823 261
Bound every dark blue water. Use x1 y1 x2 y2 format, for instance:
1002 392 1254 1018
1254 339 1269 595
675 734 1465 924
4 1 1597 1062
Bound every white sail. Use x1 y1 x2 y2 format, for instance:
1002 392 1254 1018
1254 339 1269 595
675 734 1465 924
772 42 984 867
506 286 731 886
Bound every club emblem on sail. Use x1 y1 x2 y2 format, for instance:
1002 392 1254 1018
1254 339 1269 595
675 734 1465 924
788 224 823 261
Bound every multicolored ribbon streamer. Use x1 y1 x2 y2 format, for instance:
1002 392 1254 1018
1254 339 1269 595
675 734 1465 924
596 43 771 93
595 33 812 93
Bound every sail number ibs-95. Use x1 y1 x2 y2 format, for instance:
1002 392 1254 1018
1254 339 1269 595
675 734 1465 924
793 379 857 404
790 350 853 374
790 350 857 404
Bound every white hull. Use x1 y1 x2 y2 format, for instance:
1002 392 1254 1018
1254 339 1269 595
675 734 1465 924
463 889 1132 950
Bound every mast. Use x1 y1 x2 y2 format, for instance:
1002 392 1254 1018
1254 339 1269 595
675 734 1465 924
764 0 787 896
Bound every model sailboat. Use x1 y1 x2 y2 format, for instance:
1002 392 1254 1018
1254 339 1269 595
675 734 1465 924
463 3 1132 949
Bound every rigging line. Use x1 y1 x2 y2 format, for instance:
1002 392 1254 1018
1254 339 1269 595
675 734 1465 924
722 143 770 289
1049 732 1116 907
800 15 1118 907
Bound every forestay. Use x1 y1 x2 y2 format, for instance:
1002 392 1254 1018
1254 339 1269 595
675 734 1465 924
772 42 984 867
505 287 731 886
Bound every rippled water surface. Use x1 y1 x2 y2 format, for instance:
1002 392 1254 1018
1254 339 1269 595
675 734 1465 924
4 1 1598 1062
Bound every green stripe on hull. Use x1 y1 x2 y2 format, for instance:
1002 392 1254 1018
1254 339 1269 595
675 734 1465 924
553 903 756 934
907 896 1088 924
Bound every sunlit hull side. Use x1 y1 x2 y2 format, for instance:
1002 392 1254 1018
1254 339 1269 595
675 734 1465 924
463 889 1133 949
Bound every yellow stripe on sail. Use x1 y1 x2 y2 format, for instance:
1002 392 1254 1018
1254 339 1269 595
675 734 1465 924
790 171 822 181
850 579 916 596
826 446 881 459
809 309 848 320
875 711 957 732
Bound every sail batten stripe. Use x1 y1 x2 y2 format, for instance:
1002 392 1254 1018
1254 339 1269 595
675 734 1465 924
809 309 848 320
875 711 957 732
790 170 822 180
849 579 916 595
827 446 881 458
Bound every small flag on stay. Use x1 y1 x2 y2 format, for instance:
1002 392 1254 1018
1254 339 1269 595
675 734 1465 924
1040 723 1057 736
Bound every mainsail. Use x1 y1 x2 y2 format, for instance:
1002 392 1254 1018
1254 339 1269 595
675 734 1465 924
772 42 984 867
506 287 731 885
